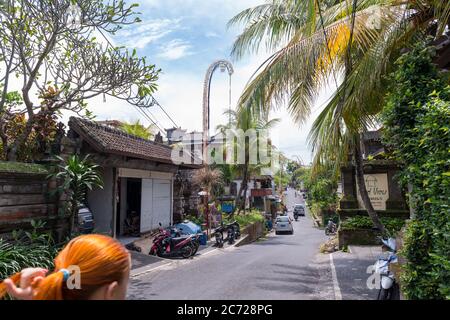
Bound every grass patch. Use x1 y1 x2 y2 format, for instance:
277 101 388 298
0 161 48 174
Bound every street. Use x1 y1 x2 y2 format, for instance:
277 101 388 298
128 188 336 300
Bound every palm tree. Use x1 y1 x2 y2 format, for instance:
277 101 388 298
192 166 224 198
120 120 155 140
229 0 450 234
217 107 280 213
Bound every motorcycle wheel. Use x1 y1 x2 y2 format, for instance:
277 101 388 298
192 241 200 255
181 245 194 259
215 233 224 248
234 226 241 239
156 248 164 257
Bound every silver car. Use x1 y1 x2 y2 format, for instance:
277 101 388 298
275 215 294 235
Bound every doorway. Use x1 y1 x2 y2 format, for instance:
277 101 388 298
117 178 142 237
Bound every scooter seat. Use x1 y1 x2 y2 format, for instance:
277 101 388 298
171 236 190 244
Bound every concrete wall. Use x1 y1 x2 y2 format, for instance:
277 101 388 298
87 167 114 235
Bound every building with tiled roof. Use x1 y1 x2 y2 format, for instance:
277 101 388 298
66 117 200 238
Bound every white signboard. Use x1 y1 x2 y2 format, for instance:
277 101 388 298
357 174 389 210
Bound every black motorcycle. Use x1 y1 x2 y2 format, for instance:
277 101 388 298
214 224 226 248
225 221 240 244
294 213 299 221
229 221 241 240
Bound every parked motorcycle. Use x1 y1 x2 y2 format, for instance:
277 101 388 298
325 220 337 235
214 224 226 248
374 238 400 300
226 221 241 244
149 224 196 259
229 221 241 240
169 226 200 255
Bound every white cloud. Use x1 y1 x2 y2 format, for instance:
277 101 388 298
156 39 193 60
205 32 219 38
118 19 181 49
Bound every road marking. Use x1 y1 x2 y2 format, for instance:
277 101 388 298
329 253 342 300
131 261 175 278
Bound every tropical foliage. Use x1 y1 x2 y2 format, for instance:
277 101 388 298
223 209 265 229
0 91 62 162
191 166 224 199
230 0 450 233
48 155 103 235
381 43 450 300
216 106 280 211
120 120 155 140
0 220 59 283
340 216 405 235
0 0 160 161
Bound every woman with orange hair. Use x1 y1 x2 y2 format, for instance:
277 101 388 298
0 234 131 300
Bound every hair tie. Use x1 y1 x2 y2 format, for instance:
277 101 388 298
60 269 70 281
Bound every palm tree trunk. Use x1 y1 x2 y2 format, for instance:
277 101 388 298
237 165 248 214
353 135 386 234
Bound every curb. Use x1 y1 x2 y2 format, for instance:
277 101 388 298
130 259 173 277
234 234 250 247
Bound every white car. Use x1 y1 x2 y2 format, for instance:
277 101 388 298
275 215 294 235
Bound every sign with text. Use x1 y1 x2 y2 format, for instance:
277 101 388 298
357 174 389 210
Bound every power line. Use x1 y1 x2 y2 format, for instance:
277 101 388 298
151 97 179 128
132 105 165 133
94 28 179 134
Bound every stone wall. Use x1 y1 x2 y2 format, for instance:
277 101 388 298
0 165 68 241
236 221 264 247
338 228 381 247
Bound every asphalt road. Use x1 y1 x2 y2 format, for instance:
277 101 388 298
128 188 335 300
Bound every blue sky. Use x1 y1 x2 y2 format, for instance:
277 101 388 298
86 0 335 164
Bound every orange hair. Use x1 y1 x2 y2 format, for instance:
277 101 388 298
0 234 130 300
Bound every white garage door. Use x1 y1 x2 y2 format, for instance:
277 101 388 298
140 179 172 233
140 179 153 233
152 179 172 229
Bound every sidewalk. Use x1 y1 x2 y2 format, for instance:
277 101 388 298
330 245 383 300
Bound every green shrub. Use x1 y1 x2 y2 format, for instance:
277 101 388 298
381 40 450 299
0 221 60 281
224 210 264 228
341 216 405 235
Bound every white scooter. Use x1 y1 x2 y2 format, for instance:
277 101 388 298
374 238 400 300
